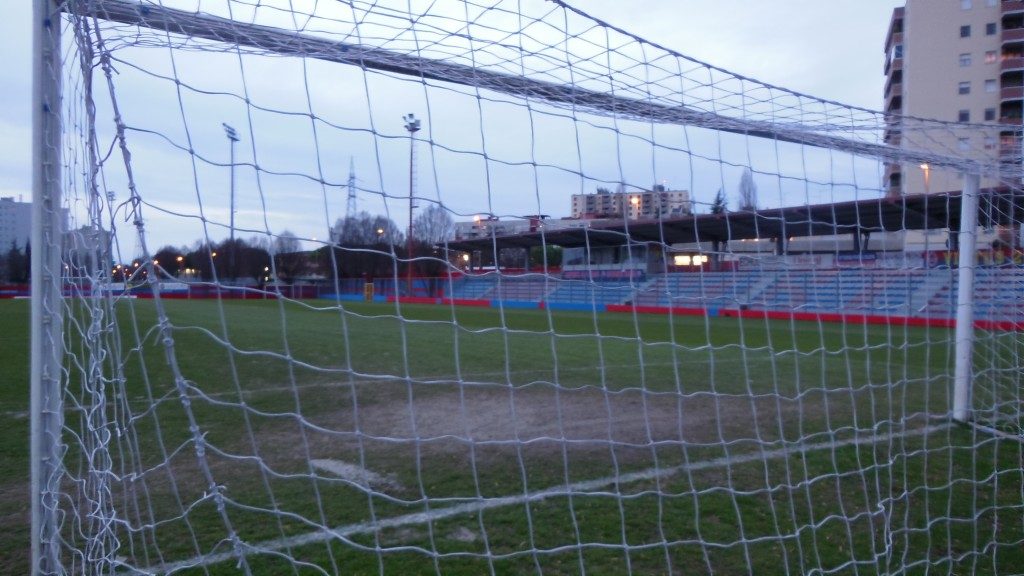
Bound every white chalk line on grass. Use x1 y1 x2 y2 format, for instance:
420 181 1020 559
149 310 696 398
134 423 953 575
118 353 945 406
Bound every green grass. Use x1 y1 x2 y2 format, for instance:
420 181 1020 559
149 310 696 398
0 300 30 575
1 297 1022 575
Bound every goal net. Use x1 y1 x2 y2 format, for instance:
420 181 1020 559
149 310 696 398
31 0 1024 574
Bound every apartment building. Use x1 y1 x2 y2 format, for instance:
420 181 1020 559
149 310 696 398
884 0 1020 198
0 197 32 252
570 187 691 220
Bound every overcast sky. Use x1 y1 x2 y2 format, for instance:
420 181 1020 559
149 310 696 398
0 1 904 252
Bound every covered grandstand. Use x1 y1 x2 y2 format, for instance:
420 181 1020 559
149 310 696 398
434 189 1024 326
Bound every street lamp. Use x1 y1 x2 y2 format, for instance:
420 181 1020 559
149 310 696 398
403 113 421 297
223 123 240 282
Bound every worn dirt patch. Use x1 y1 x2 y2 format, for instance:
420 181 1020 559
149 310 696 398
301 381 831 450
113 378 860 514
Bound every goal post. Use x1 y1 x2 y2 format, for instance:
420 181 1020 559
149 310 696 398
953 172 980 424
28 1 1024 574
30 0 64 573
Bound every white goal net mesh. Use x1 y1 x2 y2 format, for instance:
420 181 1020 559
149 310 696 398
32 0 1024 574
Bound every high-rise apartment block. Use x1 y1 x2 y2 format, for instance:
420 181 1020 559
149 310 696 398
885 0 1020 198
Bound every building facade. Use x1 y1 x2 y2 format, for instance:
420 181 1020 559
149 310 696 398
0 197 32 252
570 187 691 220
452 215 589 241
884 0 1019 198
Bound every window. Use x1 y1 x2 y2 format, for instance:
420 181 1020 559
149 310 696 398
959 109 971 122
986 22 997 35
962 0 972 8
958 137 971 151
985 50 998 64
960 53 972 67
986 107 997 121
961 25 971 37
894 44 903 59
985 79 997 92
959 81 971 94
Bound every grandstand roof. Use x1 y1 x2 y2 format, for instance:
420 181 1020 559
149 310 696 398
444 188 1024 251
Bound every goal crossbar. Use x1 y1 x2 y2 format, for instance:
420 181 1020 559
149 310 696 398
77 0 978 172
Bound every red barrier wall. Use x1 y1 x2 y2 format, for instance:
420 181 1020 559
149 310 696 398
605 304 707 317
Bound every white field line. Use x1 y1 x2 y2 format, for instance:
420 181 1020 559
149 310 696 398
136 423 952 575
120 354 947 406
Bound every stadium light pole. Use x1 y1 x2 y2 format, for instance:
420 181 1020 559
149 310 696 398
403 113 421 297
223 123 239 283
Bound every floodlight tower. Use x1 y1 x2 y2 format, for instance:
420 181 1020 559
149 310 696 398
403 113 420 297
222 122 240 282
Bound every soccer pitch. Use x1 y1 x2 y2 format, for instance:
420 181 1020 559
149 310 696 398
3 297 1023 574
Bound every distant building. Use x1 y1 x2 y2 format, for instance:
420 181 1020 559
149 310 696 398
0 197 32 251
570 186 690 220
64 225 114 276
884 1 1015 197
883 1 1016 251
452 215 588 240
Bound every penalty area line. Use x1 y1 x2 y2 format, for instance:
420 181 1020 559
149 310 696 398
137 423 951 574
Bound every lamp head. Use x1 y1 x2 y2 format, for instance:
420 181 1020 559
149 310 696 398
403 113 421 133
222 123 240 142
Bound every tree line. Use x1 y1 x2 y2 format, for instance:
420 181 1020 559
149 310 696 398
0 242 30 283
113 205 460 284
3 204 558 286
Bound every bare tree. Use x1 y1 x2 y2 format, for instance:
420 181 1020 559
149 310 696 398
412 203 454 244
272 231 306 283
332 211 404 246
738 168 758 211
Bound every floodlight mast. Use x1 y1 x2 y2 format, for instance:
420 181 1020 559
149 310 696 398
403 113 421 297
222 123 239 282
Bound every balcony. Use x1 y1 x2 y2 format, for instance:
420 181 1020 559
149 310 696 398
1002 56 1024 71
885 81 903 101
1004 0 1024 15
884 118 902 145
1002 85 1024 100
1003 27 1024 42
884 54 902 76
1000 116 1024 125
885 32 903 53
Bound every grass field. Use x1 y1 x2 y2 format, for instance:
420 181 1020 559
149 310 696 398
1 297 1022 575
